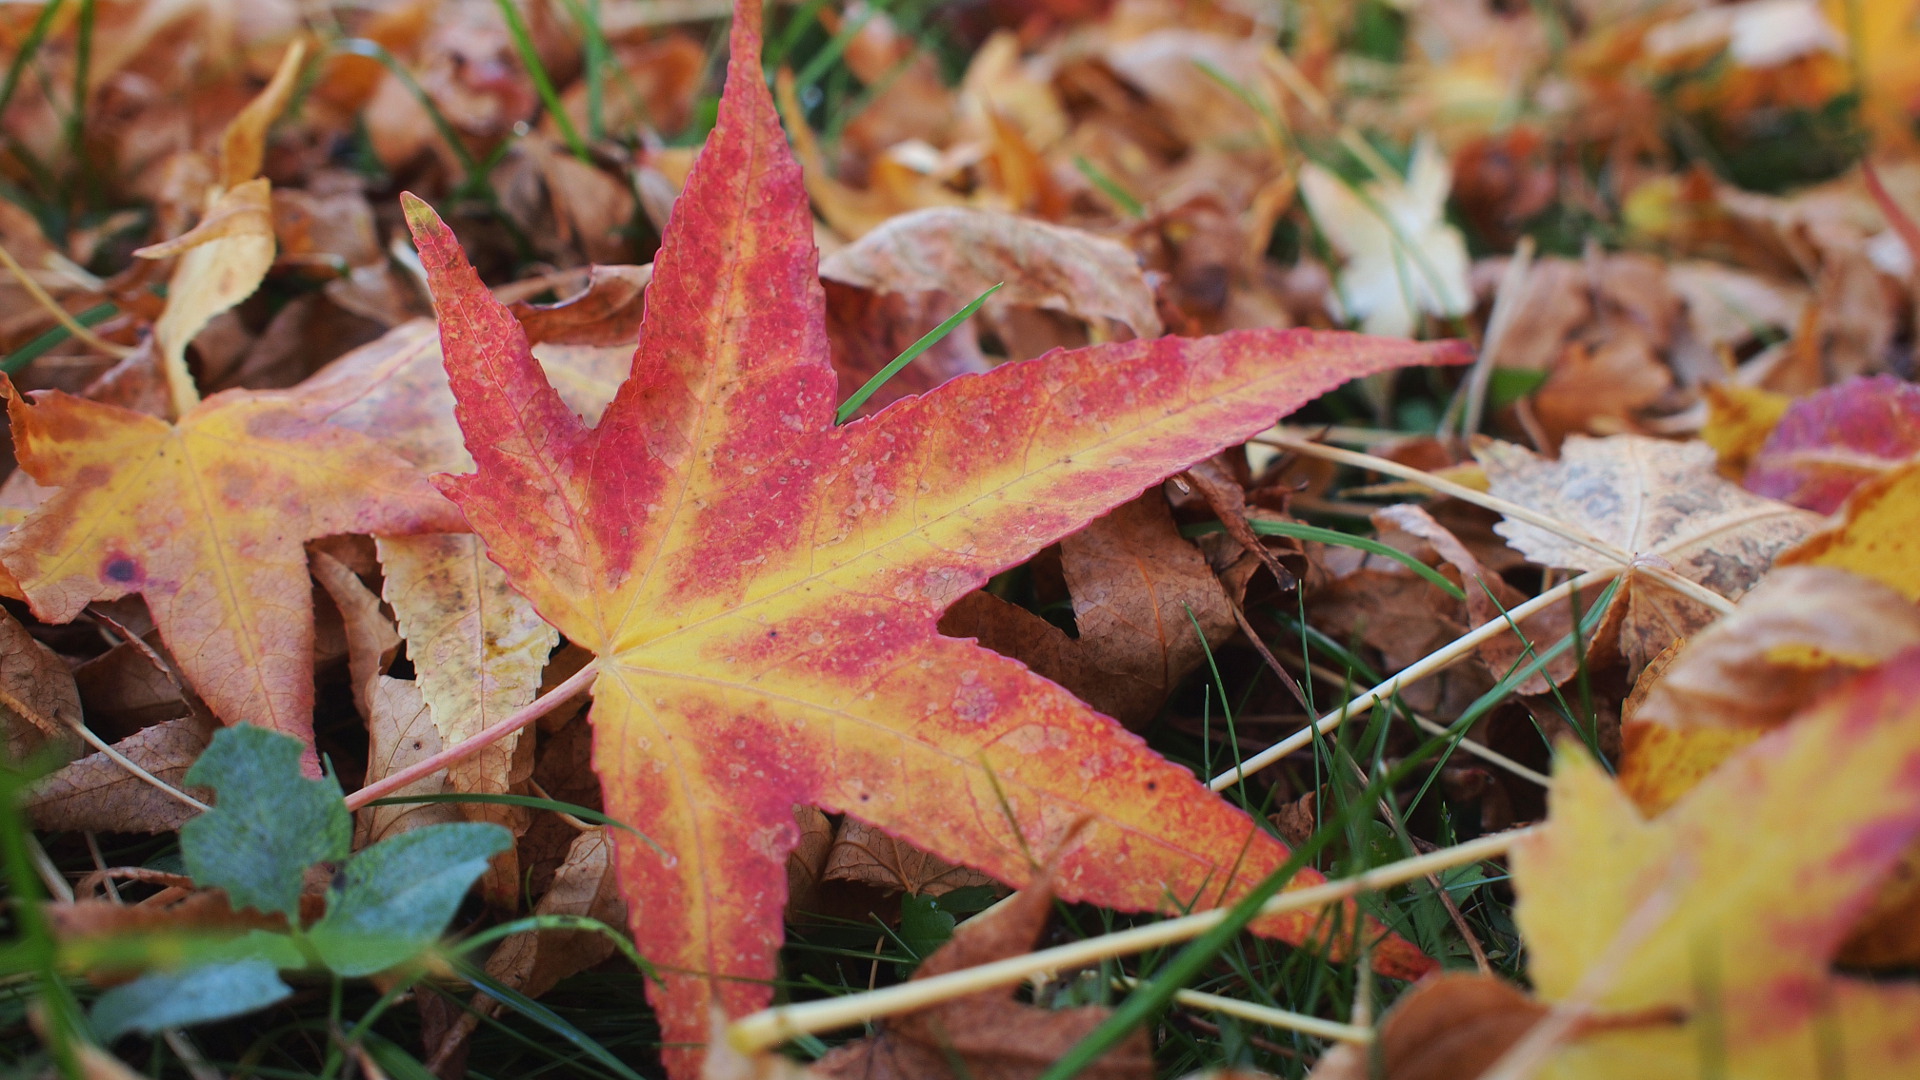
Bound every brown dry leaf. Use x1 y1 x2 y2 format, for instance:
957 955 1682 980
483 827 627 997
1476 257 1591 373
1619 565 1920 814
1478 435 1820 671
1306 974 1545 1080
1530 334 1674 448
938 492 1234 730
73 630 195 740
27 715 212 834
309 549 400 723
355 675 459 846
1183 457 1292 590
814 880 1152 1080
819 207 1163 338
786 805 837 915
0 607 84 765
1061 493 1237 719
823 819 999 896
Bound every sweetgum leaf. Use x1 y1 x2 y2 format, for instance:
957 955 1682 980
308 821 511 976
0 376 463 759
180 725 350 919
90 959 291 1042
404 3 1467 1072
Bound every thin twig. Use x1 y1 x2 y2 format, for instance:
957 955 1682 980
344 661 600 811
1283 650 1550 788
1459 236 1534 439
27 832 73 903
727 828 1532 1053
1228 600 1311 712
1113 976 1371 1044
1209 568 1618 791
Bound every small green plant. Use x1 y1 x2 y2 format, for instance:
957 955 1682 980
23 726 514 1058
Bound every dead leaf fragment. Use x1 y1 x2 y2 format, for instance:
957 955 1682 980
27 716 212 834
823 820 999 897
819 206 1163 338
0 607 84 765
1307 974 1545 1080
1479 434 1819 670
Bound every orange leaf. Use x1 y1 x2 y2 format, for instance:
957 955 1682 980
0 382 463 761
405 4 1467 1074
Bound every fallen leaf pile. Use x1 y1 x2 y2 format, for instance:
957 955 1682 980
4 0 1920 1076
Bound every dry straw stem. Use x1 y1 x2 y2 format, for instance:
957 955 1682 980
1259 433 1737 618
1286 650 1551 788
727 827 1533 1053
1111 976 1372 1044
1207 566 1619 791
0 241 131 359
342 660 600 811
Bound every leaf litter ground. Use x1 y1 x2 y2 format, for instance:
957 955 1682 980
4 1 1920 1079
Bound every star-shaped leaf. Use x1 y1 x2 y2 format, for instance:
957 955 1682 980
405 6 1466 1074
1479 435 1819 670
0 381 464 755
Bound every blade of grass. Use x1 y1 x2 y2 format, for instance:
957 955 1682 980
66 0 94 206
1074 156 1145 219
0 759 87 1078
791 0 885 94
836 282 1002 423
0 0 63 121
0 301 116 372
452 914 655 980
1180 518 1465 600
456 964 647 1080
493 0 591 162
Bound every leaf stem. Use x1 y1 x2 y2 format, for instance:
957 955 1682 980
725 828 1531 1054
343 660 600 811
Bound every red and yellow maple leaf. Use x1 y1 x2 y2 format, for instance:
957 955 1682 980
405 5 1466 1073
0 383 463 753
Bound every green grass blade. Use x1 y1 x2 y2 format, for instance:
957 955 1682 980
493 0 590 161
1180 518 1466 600
836 281 1002 423
2 302 115 374
1073 157 1145 219
457 963 647 1080
0 0 63 122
